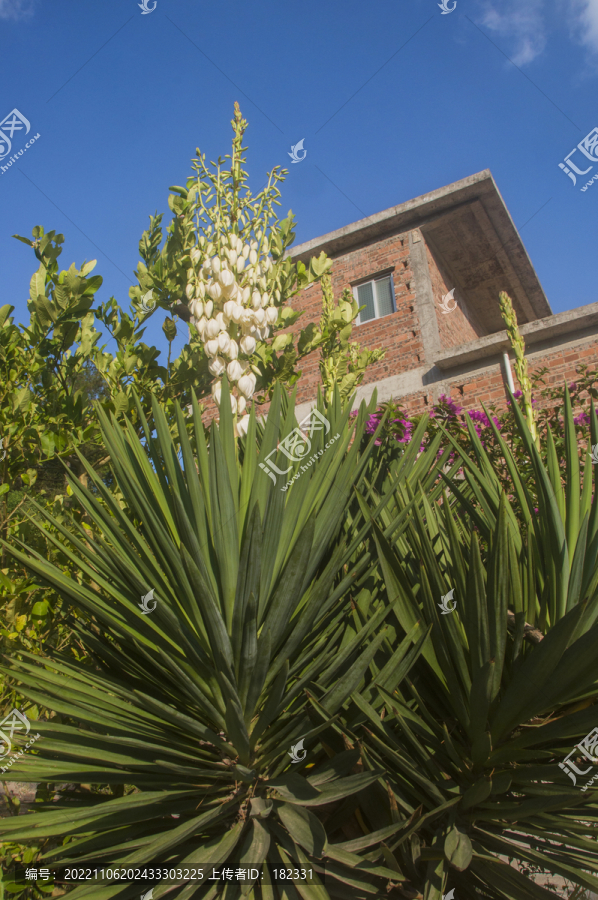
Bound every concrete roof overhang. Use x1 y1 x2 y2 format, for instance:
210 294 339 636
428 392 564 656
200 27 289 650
289 170 551 331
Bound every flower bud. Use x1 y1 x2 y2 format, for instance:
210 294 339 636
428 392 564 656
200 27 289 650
242 286 251 305
211 256 221 275
249 249 258 266
205 339 219 357
236 256 245 274
261 292 270 308
185 283 195 300
242 244 250 258
190 247 201 264
187 268 195 283
209 356 226 377
266 306 278 325
218 331 231 354
195 282 206 300
227 339 239 359
252 290 262 310
236 237 243 255
229 250 238 267
227 359 244 382
204 300 214 318
240 335 256 355
237 373 256 399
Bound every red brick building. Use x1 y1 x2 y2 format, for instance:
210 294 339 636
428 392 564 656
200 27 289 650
288 170 598 419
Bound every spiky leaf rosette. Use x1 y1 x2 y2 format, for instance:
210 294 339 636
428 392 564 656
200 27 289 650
0 383 409 899
353 465 598 900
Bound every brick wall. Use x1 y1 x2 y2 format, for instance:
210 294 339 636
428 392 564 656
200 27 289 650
286 231 423 405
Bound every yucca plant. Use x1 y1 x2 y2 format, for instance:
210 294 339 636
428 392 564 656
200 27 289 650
0 382 422 900
348 396 598 900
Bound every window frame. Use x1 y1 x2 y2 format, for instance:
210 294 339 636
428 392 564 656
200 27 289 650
352 272 396 325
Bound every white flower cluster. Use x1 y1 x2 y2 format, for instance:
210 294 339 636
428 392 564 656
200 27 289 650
186 234 279 423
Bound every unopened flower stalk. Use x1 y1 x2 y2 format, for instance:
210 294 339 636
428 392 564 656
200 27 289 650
499 291 540 450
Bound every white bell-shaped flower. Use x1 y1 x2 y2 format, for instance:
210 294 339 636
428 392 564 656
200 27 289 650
229 250 238 266
212 382 222 405
204 300 214 318
236 256 245 274
223 300 237 319
219 269 235 289
206 319 220 340
254 308 266 326
211 256 221 275
215 312 227 331
251 290 261 309
229 393 238 414
236 412 250 437
208 356 226 377
242 243 250 259
236 237 243 255
231 303 244 324
261 292 270 307
196 316 208 339
227 359 244 382
218 331 231 354
249 249 258 266
266 306 278 325
237 397 247 416
190 247 201 264
208 281 222 302
189 300 204 319
205 338 219 357
227 339 239 359
195 282 206 300
185 284 195 300
242 286 251 305
240 334 256 355
237 372 256 399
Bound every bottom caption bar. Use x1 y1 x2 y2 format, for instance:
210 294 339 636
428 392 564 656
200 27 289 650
12 865 319 885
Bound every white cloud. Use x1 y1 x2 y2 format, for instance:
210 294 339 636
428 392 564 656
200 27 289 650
479 0 548 66
0 0 34 19
569 0 598 52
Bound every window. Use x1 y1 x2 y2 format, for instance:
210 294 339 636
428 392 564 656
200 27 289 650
353 274 395 324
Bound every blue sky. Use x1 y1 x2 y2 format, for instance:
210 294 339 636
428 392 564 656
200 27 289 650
2 0 598 362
